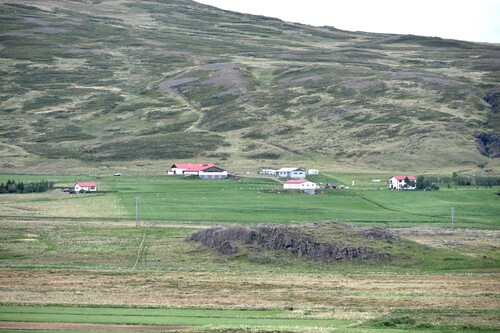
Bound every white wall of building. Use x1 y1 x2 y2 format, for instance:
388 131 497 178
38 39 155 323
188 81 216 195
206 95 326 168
283 181 318 190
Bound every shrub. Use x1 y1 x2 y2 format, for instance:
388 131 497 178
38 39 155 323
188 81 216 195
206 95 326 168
416 175 439 190
371 315 417 328
0 179 53 194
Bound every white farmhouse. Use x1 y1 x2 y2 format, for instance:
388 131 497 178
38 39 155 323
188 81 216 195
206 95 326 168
276 167 306 179
283 179 318 190
74 182 97 192
388 176 417 190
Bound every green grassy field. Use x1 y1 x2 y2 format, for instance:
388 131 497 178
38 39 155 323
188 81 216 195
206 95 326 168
0 174 498 332
1 218 497 273
0 305 353 329
0 174 498 227
117 184 498 226
0 305 497 333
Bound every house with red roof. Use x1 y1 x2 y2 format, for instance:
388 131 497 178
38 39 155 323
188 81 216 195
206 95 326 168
388 176 416 190
74 182 97 192
166 163 228 180
283 179 318 190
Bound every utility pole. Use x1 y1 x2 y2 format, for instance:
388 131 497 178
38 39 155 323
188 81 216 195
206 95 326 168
451 207 455 230
135 196 141 227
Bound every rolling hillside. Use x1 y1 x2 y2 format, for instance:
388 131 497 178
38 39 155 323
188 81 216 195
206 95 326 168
0 0 499 174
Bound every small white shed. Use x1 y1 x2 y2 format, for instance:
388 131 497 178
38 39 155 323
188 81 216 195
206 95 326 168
259 169 276 175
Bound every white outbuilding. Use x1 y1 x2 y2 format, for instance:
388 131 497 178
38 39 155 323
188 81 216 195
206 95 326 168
259 169 276 175
307 169 319 175
283 179 318 190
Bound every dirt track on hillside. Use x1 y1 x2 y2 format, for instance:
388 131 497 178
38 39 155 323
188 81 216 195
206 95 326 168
0 322 190 332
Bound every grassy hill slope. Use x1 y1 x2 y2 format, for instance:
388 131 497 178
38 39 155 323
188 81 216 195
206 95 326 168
0 0 499 174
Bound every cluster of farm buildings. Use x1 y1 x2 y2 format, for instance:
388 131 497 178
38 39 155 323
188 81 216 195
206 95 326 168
71 163 416 193
164 163 417 191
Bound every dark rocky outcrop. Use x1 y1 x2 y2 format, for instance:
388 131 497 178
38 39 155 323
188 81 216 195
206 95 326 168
475 132 500 158
188 223 401 261
483 90 500 113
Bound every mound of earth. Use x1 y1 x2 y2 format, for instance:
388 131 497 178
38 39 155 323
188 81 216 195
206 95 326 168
188 223 403 261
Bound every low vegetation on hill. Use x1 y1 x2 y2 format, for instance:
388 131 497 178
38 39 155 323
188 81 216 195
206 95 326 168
0 0 499 174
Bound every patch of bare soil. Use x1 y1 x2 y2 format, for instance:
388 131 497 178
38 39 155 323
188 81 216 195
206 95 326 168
0 322 190 332
201 63 247 95
344 79 385 90
158 77 197 90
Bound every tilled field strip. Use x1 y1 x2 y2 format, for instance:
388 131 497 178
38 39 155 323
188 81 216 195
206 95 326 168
0 321 190 332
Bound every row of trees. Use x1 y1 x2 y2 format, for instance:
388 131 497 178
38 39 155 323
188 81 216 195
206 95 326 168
415 176 439 190
0 179 54 194
415 174 500 190
449 173 500 187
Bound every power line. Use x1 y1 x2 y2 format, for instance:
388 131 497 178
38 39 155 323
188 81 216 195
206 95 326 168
451 207 455 230
133 226 147 270
135 196 141 227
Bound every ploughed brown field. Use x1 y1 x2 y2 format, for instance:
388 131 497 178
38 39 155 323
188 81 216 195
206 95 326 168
1 269 498 310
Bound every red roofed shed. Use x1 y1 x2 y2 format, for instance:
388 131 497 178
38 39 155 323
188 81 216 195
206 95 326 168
74 182 97 192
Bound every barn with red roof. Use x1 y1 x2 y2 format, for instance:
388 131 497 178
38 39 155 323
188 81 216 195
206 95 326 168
167 163 228 180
